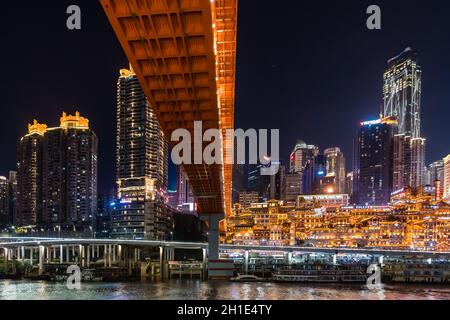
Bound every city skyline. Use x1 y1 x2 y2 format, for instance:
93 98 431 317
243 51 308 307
0 1 450 193
3 0 450 304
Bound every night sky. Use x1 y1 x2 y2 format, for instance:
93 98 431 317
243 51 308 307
0 0 449 193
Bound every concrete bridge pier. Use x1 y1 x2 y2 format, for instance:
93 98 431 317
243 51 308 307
2 247 8 273
244 250 249 274
38 246 45 276
201 213 234 279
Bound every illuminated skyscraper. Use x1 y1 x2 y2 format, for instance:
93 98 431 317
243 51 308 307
289 140 319 174
17 120 46 226
270 163 285 200
177 166 195 213
382 47 422 138
428 160 445 185
41 112 98 226
324 147 346 194
8 171 17 226
284 173 302 205
443 155 450 201
302 154 326 195
354 118 397 205
0 176 9 227
410 138 426 189
112 67 170 240
392 134 411 191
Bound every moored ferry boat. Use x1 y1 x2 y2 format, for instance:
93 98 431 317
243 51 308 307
272 264 368 283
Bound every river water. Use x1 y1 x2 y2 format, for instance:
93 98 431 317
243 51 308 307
1 280 450 300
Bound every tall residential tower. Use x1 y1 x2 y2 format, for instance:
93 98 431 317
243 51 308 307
112 67 170 240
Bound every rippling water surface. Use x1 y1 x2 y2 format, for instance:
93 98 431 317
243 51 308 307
1 280 450 300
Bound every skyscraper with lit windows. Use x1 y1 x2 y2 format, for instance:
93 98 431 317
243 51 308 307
324 147 346 194
112 67 170 240
354 117 397 205
41 112 98 226
410 137 426 189
0 176 9 227
17 120 46 226
382 47 421 138
443 155 450 201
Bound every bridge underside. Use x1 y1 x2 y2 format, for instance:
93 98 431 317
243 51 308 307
100 0 237 216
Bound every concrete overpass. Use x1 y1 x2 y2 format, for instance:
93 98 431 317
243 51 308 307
1 237 449 258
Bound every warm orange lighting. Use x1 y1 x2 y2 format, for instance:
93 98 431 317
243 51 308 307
27 119 47 136
60 111 89 129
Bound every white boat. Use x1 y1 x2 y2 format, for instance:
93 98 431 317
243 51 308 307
230 274 265 282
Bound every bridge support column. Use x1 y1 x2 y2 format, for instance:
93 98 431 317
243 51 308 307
244 250 249 274
332 254 337 265
86 246 90 268
379 255 384 265
60 245 64 264
108 245 112 267
38 246 45 276
2 248 7 273
200 214 234 279
111 245 116 263
200 214 223 261
21 247 25 263
286 252 293 266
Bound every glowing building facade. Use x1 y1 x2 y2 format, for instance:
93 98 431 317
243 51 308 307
392 134 411 191
289 140 318 174
17 120 46 226
0 176 9 226
382 47 422 138
41 112 98 226
17 115 97 228
324 147 346 194
112 67 171 240
444 155 450 201
410 138 426 189
354 118 397 205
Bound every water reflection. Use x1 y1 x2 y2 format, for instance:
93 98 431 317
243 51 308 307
0 280 450 300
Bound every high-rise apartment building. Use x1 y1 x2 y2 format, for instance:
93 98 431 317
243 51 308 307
428 160 445 185
382 47 422 138
0 176 9 226
354 117 397 205
269 163 285 200
302 154 326 195
345 172 354 200
284 173 302 205
8 171 18 226
443 155 450 201
392 134 411 191
176 166 195 213
17 120 46 226
324 147 346 194
289 140 318 174
410 138 426 189
41 112 98 226
112 67 170 240
17 114 97 229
